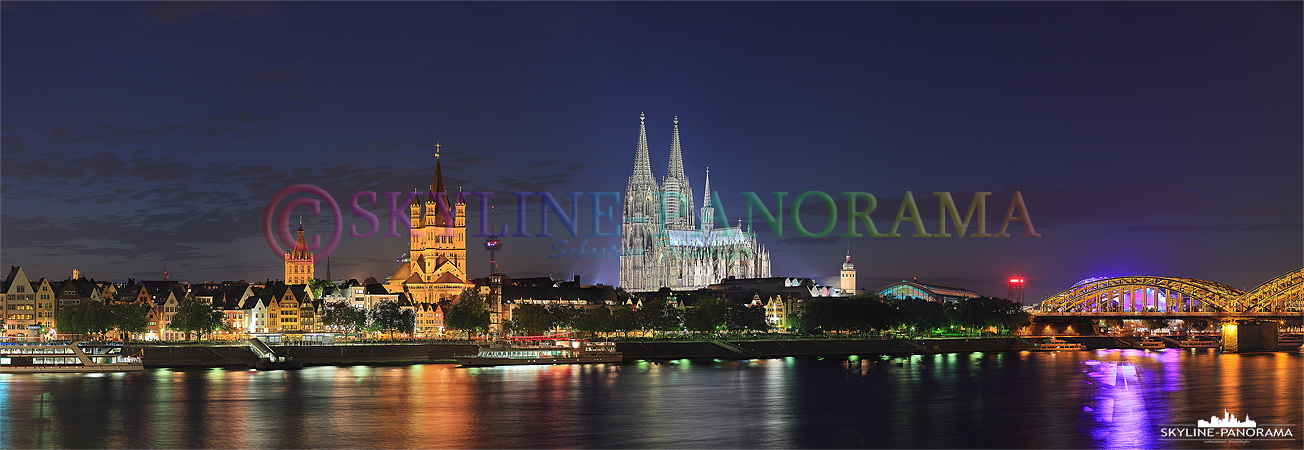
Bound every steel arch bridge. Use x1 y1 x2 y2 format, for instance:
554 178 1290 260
1038 267 1304 317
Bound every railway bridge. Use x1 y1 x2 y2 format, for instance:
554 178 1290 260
1034 267 1303 352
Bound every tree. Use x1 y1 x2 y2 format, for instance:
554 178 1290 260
723 302 768 332
575 306 614 335
370 301 414 338
169 293 224 341
57 301 113 339
610 306 637 337
322 302 367 333
446 288 489 337
635 298 681 334
684 297 726 333
110 303 150 340
307 278 335 299
512 304 552 336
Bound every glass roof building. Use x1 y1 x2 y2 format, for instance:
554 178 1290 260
875 280 983 303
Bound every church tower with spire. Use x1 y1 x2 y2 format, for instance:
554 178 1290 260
620 113 662 292
285 221 315 285
840 247 856 296
388 146 473 304
661 116 695 231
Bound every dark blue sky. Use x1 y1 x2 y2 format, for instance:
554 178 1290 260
2 2 1300 301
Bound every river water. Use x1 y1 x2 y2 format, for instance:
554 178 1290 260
1 348 1299 449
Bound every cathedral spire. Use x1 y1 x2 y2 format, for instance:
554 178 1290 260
700 167 714 232
664 116 695 230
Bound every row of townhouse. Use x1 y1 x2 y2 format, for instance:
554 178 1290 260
3 266 457 338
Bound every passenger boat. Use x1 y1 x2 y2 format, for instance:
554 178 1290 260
1033 337 1085 351
0 341 145 373
1178 336 1220 348
1278 334 1302 348
1136 337 1166 349
455 338 622 367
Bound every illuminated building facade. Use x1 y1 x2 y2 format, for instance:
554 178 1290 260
1007 277 1026 305
284 223 315 285
388 154 475 304
876 280 982 303
619 114 771 292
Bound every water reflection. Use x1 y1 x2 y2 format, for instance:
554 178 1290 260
0 350 1299 448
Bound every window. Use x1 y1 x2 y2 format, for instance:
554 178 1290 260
17 286 24 293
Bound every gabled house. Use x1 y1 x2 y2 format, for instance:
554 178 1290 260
2 266 37 337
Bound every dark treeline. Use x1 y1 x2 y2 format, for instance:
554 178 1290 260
795 294 1030 336
504 296 768 337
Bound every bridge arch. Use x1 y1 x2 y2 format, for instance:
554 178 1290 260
1238 267 1304 314
1040 276 1244 313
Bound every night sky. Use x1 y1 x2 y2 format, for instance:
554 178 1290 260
2 2 1300 302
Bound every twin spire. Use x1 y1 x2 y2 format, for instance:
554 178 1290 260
627 113 702 230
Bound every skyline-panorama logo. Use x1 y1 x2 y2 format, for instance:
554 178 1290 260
1159 410 1296 444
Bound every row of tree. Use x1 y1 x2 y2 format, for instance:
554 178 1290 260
56 293 225 341
320 301 416 337
794 295 1030 335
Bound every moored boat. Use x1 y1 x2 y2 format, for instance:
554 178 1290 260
1136 337 1166 349
1034 337 1085 351
0 341 145 373
1278 334 1302 348
456 337 622 367
1179 336 1219 348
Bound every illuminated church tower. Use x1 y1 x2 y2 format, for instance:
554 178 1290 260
285 222 315 285
840 248 856 296
389 150 474 303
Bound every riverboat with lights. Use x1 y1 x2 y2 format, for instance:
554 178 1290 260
0 341 145 373
1178 336 1220 348
1136 337 1166 349
455 337 622 367
1277 334 1301 348
1033 337 1085 351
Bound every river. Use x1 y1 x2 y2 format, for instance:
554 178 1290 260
1 348 1299 449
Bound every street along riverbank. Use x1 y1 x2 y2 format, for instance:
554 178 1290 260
123 337 1079 368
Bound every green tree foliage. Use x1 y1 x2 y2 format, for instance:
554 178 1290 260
546 305 583 331
723 302 768 332
307 278 335 299
635 298 682 333
56 301 148 340
511 304 552 336
111 303 150 338
169 293 225 341
321 302 367 333
57 301 113 339
954 297 1030 332
684 297 726 333
575 306 614 334
446 288 490 337
610 307 637 336
369 301 415 338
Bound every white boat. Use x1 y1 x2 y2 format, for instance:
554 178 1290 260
1179 336 1219 348
455 338 622 367
0 341 145 373
1034 337 1085 351
1278 334 1302 348
1136 337 1166 349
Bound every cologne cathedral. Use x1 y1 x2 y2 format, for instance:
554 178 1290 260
619 114 771 292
